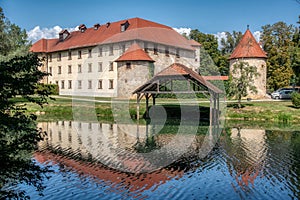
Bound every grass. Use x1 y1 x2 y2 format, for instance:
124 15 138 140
226 101 300 123
13 96 300 124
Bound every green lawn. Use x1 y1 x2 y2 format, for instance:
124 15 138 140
13 96 300 124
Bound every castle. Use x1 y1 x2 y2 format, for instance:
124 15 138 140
31 17 201 98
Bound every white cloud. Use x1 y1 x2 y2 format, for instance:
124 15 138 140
214 32 227 49
173 27 191 36
27 26 78 43
253 31 261 43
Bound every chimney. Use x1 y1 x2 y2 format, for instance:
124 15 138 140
106 22 111 28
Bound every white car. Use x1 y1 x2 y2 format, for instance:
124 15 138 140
271 88 294 99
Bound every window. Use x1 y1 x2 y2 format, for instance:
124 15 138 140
55 81 58 85
154 44 158 55
109 62 114 71
49 54 52 62
58 66 62 74
98 62 103 72
68 51 72 60
109 79 114 89
109 45 113 55
57 53 62 61
49 67 52 74
144 42 148 52
78 50 82 59
176 49 180 58
78 80 82 89
121 44 125 53
78 64 82 73
88 80 92 89
88 49 92 58
98 47 102 57
61 80 65 89
165 46 169 57
126 62 131 69
68 65 72 74
88 63 92 73
98 80 102 89
68 80 72 89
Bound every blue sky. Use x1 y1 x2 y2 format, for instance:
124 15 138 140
1 0 299 38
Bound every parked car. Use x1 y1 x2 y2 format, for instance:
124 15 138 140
271 88 299 99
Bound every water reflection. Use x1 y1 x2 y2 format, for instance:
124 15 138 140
32 122 300 199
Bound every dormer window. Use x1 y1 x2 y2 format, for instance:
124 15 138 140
120 20 130 32
93 23 100 30
59 30 70 42
79 24 87 33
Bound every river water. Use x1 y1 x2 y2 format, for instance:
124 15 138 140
18 121 299 199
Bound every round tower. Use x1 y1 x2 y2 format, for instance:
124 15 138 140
229 28 267 99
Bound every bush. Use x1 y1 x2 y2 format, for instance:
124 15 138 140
291 92 300 108
36 83 59 95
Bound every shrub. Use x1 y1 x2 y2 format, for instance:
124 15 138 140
36 83 59 95
291 92 300 108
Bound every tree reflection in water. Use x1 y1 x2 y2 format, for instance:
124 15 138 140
0 112 52 199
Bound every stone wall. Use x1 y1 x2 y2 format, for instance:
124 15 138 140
117 61 151 98
230 58 267 99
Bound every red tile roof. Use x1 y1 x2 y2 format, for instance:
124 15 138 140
31 17 196 53
133 63 224 94
230 29 267 59
188 39 201 47
202 76 229 81
115 43 154 62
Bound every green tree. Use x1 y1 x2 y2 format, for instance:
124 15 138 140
0 7 29 60
0 7 52 199
261 22 296 90
190 29 229 76
228 62 260 108
220 31 243 55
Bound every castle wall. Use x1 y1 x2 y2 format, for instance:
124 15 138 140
230 58 267 99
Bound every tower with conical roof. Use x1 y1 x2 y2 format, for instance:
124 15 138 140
229 28 267 99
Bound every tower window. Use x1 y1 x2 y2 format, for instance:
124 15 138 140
126 62 131 69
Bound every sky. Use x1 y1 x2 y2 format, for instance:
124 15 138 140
1 0 299 43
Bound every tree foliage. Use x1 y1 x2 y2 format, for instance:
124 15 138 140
228 62 260 108
261 21 298 91
190 29 230 76
0 7 52 199
0 7 29 60
220 31 243 55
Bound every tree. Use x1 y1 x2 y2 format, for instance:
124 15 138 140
0 7 29 60
190 29 229 76
0 7 51 199
220 31 243 55
261 22 296 90
228 62 260 108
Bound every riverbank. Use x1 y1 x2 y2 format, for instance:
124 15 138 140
16 96 300 124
